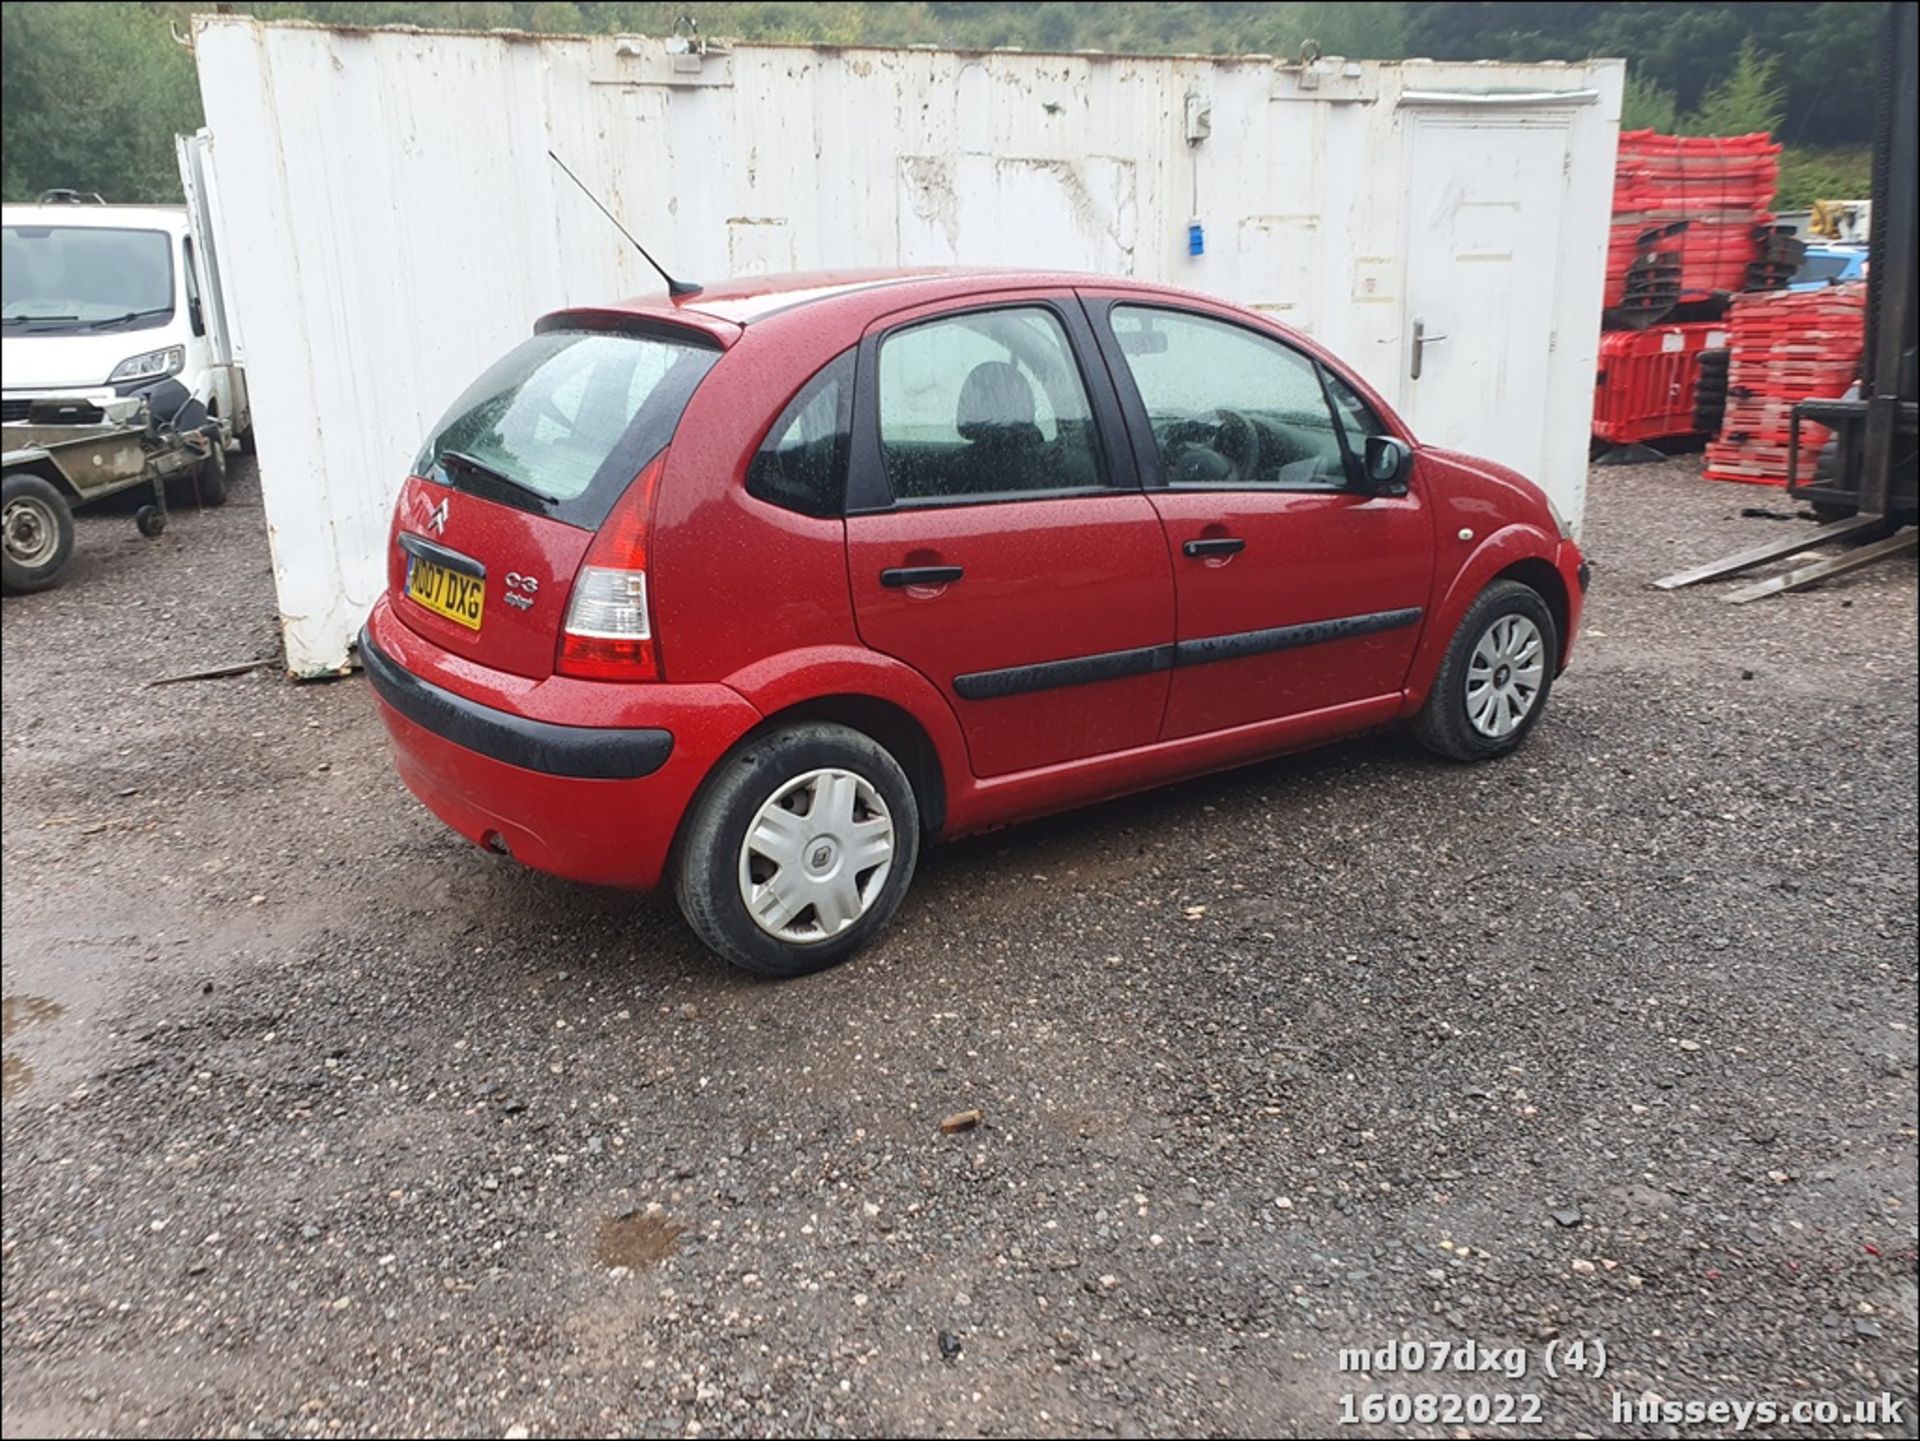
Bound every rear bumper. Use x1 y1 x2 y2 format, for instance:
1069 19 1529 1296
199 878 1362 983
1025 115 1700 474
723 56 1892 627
361 597 761 890
361 631 673 779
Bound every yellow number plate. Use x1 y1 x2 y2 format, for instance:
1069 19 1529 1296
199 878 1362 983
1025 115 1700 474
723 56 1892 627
405 557 484 631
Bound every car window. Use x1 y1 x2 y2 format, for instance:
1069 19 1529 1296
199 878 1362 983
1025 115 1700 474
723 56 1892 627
1794 252 1855 284
182 237 201 309
1320 365 1382 475
747 350 853 517
878 306 1105 503
415 328 719 520
1110 305 1349 490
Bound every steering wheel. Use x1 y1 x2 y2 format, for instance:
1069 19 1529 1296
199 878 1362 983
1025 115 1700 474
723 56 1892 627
1211 408 1261 480
1162 408 1262 485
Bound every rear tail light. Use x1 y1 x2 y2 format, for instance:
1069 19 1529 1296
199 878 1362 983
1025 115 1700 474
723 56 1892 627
557 452 666 681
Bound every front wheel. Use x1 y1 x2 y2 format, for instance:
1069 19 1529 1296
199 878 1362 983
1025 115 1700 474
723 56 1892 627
674 722 921 978
1413 579 1558 761
194 442 230 506
2 472 76 595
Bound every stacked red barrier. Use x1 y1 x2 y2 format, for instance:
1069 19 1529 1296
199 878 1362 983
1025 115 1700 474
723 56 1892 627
1593 321 1731 445
1604 130 1783 323
1703 284 1866 486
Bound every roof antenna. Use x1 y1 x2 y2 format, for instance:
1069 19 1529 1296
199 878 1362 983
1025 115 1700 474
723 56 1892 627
547 148 702 299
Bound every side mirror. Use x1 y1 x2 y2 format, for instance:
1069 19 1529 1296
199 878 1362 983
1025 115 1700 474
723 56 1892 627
1360 434 1412 492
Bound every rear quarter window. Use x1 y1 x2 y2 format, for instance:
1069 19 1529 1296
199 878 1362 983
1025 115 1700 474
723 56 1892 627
745 350 854 518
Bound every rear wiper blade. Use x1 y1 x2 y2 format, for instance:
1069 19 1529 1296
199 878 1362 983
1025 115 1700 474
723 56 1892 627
88 306 173 330
438 449 558 502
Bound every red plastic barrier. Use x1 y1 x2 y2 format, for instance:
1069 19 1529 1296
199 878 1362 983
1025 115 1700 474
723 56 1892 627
1605 130 1778 313
1593 322 1730 444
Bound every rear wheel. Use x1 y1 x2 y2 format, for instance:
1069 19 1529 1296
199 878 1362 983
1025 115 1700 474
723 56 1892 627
1 472 76 595
674 722 921 977
1413 580 1558 761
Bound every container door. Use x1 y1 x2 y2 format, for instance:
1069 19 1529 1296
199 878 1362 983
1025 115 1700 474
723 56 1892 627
1400 114 1573 490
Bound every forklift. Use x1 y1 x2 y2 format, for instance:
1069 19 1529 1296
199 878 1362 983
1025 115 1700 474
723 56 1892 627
1656 1 1916 602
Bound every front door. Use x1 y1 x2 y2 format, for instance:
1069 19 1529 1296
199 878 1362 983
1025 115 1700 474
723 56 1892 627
844 297 1174 778
1088 297 1434 740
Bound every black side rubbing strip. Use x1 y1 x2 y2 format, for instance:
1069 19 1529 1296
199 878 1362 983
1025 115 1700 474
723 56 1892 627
953 643 1174 701
949 609 1425 701
398 532 486 579
1175 608 1424 667
360 629 672 780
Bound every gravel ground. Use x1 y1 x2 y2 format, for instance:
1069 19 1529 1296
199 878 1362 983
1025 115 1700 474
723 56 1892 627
2 456 1916 1439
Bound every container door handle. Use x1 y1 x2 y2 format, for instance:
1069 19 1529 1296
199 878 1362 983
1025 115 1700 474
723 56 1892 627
881 565 964 588
1411 318 1448 380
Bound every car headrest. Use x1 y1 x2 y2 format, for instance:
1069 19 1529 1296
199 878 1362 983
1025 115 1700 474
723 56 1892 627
956 361 1037 441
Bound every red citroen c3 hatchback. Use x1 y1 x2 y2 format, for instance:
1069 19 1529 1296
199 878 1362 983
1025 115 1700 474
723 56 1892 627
364 269 1588 976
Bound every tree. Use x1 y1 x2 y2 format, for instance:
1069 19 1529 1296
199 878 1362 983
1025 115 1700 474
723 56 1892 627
1684 40 1784 137
1 3 201 204
1621 70 1678 133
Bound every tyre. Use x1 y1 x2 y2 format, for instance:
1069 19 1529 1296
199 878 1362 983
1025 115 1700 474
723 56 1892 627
1 472 76 595
135 505 167 538
196 443 230 507
1413 580 1559 762
673 722 921 977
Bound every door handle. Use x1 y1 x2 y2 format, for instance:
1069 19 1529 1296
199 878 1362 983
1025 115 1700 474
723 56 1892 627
1411 318 1448 380
1182 537 1246 558
881 565 964 588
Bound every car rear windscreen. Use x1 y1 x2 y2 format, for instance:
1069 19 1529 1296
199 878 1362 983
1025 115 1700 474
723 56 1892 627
414 327 721 526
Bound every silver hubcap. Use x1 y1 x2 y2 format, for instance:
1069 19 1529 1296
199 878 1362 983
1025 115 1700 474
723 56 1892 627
1466 614 1545 738
738 767 894 944
3 497 58 567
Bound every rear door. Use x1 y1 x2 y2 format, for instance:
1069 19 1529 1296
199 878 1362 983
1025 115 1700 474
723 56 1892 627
843 294 1174 778
1085 295 1434 740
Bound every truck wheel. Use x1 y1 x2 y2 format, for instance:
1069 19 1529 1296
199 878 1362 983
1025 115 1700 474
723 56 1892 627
135 505 167 539
674 722 921 978
195 443 230 507
2 473 76 595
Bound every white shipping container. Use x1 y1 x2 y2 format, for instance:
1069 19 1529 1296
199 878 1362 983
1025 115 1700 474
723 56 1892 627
189 17 1621 676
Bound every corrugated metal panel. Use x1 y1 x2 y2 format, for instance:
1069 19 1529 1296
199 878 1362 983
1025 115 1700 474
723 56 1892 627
190 18 1621 675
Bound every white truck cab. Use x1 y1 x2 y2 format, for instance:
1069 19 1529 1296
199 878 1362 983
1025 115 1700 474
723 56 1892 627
1 194 250 445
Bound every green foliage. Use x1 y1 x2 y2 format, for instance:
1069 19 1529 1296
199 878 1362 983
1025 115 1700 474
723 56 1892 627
0 1 1884 204
1774 145 1872 211
1620 69 1678 134
1399 1 1879 147
2 2 202 203
1682 40 1783 138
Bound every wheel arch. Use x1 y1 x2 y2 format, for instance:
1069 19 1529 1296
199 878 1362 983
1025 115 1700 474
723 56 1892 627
745 694 948 835
3 458 81 501
1406 524 1562 709
1492 556 1571 671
